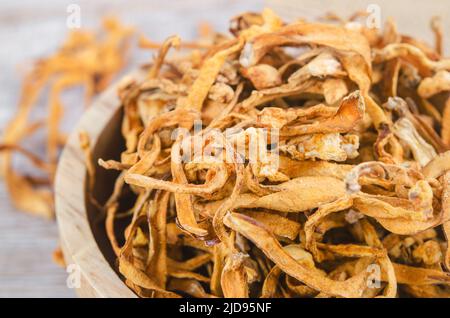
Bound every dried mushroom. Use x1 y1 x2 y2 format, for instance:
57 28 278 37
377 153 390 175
90 9 450 298
4 8 450 298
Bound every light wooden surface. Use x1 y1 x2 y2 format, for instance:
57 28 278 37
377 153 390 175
0 184 73 297
0 0 448 298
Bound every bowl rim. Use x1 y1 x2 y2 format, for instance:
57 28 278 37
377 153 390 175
54 72 138 298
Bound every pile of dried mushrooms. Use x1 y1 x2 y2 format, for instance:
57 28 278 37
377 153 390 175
97 9 450 298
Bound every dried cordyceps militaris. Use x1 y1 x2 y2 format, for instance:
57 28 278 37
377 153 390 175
91 8 450 297
0 18 133 218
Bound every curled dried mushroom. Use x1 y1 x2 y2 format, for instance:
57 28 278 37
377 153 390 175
91 9 450 298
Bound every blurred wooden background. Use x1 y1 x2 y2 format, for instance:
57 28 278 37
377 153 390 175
268 0 450 55
0 0 448 297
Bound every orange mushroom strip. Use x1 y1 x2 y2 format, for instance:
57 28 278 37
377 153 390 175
224 212 368 298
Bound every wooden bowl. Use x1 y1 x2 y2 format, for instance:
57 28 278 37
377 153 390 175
55 74 138 298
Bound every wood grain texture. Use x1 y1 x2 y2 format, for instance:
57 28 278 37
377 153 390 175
0 183 73 298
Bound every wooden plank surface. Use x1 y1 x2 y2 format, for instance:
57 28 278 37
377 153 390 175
0 0 448 297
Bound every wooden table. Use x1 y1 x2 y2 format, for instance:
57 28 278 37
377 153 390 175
0 0 447 297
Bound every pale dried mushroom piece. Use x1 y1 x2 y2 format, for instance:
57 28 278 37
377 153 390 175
392 117 437 166
418 70 450 98
281 133 359 162
241 64 282 90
